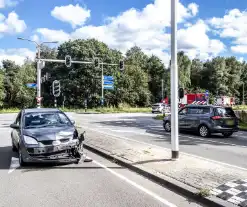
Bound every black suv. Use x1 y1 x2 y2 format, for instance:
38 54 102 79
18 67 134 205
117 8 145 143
163 105 239 138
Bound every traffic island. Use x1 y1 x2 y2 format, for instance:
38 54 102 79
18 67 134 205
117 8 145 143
80 128 245 207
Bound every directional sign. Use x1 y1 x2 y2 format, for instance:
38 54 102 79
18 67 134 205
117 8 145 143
104 76 114 81
205 90 209 97
104 85 114 90
104 80 114 85
26 83 36 88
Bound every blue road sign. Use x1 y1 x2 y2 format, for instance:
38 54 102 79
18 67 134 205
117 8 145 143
26 83 36 88
104 76 114 81
104 80 114 85
205 90 209 96
104 85 114 90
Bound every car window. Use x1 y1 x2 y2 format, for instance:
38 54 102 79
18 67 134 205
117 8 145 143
215 107 236 117
24 112 72 128
188 107 210 114
179 108 188 115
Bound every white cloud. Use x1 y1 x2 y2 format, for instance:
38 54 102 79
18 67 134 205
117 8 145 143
35 0 225 65
31 34 39 42
188 3 199 16
0 0 19 8
231 45 247 54
36 28 70 43
208 8 247 54
0 48 35 65
178 20 225 60
51 4 90 28
0 11 26 34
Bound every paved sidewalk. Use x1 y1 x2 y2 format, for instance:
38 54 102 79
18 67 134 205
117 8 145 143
79 127 247 207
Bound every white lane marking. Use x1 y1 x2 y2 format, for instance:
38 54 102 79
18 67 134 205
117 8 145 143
8 157 20 174
91 157 177 207
82 126 247 172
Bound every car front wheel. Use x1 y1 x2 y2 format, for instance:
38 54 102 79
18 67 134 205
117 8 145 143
18 147 26 166
164 121 171 132
198 125 210 137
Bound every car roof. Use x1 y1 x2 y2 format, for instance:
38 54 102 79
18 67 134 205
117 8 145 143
186 104 231 108
23 108 61 114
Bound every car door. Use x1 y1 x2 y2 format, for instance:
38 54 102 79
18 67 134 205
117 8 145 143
186 107 201 129
12 112 22 147
178 107 188 129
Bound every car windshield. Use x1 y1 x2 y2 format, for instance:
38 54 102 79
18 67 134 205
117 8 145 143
24 112 72 128
215 107 236 117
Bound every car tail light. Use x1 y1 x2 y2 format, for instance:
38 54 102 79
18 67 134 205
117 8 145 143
211 116 221 120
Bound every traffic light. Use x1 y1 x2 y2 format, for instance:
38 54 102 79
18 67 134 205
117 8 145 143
94 58 100 68
119 60 124 71
65 55 71 67
52 80 61 97
179 88 184 99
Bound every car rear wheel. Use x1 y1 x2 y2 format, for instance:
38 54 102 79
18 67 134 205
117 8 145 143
164 121 171 132
222 132 233 138
198 125 210 137
18 146 27 166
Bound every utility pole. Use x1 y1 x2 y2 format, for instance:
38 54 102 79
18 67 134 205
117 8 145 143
98 61 124 107
161 79 164 100
37 46 41 108
243 82 245 105
171 0 179 160
101 63 104 106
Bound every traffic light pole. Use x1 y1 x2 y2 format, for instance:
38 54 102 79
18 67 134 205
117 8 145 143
37 45 41 108
171 0 179 160
54 97 57 107
101 63 104 106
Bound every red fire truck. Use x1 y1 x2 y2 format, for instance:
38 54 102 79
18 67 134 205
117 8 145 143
179 93 207 108
161 93 207 107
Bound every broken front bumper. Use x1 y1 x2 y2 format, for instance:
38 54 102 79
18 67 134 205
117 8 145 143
21 140 81 163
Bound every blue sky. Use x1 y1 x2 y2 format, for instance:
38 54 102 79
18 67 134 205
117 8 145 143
0 0 247 65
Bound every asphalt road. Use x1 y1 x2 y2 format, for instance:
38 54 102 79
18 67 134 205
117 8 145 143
74 113 247 169
0 113 203 207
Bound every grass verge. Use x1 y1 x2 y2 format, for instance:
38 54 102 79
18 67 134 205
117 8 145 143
62 107 151 113
239 122 247 130
153 114 168 120
0 108 20 113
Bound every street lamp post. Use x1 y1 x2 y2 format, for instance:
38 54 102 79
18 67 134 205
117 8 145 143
170 0 179 160
17 37 58 108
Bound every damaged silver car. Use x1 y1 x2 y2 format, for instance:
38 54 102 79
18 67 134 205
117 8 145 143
10 108 87 166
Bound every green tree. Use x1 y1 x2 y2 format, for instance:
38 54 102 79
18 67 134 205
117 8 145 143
146 55 166 103
178 51 191 88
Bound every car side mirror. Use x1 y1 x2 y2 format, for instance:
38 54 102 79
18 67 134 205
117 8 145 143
71 120 75 125
10 123 19 129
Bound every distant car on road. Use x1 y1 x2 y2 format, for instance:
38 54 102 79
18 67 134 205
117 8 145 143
163 105 239 138
10 108 84 166
152 103 165 113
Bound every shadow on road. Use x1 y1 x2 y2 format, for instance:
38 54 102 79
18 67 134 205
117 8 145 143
92 115 247 147
0 146 16 169
132 158 172 165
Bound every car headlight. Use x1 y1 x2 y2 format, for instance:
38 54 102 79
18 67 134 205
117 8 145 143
23 135 38 145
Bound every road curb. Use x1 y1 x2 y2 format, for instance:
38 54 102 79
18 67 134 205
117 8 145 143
84 143 235 207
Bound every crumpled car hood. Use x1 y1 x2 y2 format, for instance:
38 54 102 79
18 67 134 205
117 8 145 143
23 126 75 141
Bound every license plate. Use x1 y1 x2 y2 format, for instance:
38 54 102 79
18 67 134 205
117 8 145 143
226 120 234 126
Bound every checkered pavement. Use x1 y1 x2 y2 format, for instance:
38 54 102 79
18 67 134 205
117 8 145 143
211 179 247 206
